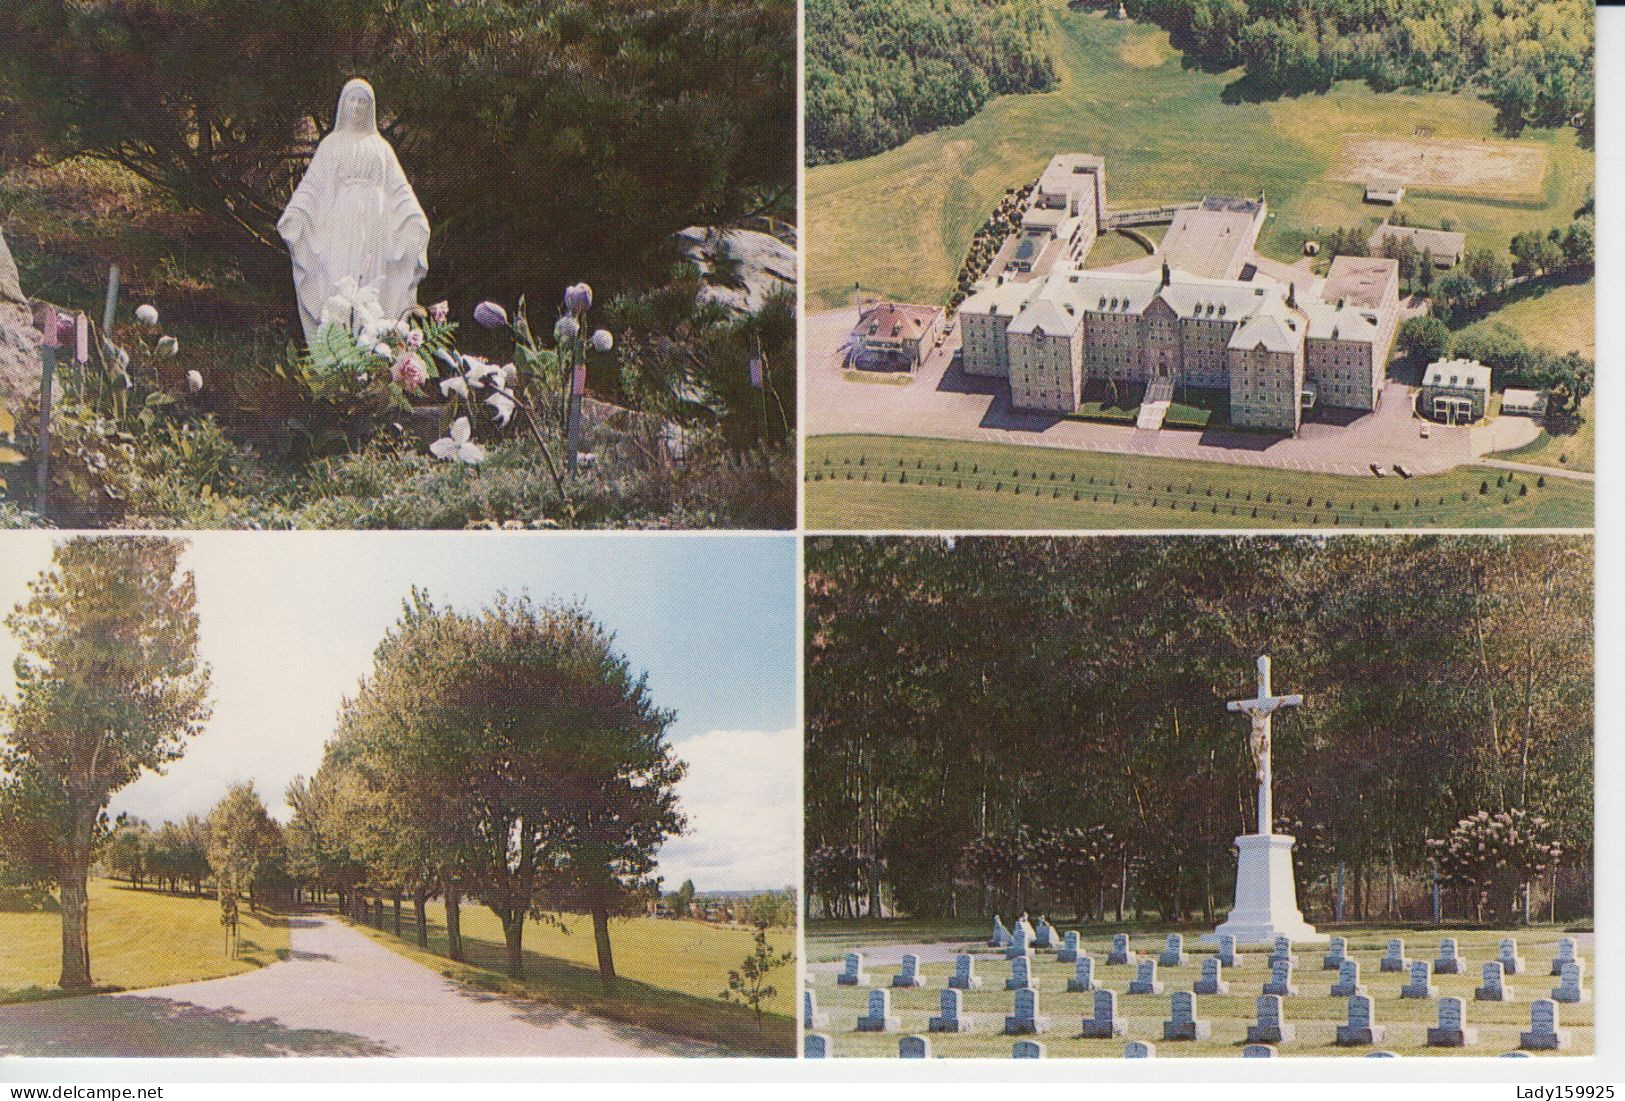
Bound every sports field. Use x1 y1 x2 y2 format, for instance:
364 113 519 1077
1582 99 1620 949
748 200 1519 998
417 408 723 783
803 436 1592 531
805 4 1592 310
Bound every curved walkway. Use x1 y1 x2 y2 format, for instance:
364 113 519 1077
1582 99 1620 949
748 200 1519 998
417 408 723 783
0 915 718 1058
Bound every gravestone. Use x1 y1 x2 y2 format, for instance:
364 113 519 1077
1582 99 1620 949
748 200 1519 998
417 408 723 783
1015 912 1037 946
1434 937 1468 975
1218 934 1243 968
279 79 430 346
1380 937 1410 973
1476 960 1513 1002
898 1034 931 1059
1066 955 1098 993
1242 1044 1278 1058
1057 930 1082 964
1331 958 1367 998
1159 933 1188 968
1263 958 1298 998
837 951 869 986
803 989 828 1029
1520 999 1568 1051
1006 953 1037 991
1499 937 1527 976
1004 987 1050 1035
1007 922 1033 960
1162 990 1211 1041
0 226 23 305
1550 937 1579 976
1401 960 1437 1000
1552 959 1588 1004
1335 993 1386 1046
1012 1040 1045 1059
1194 956 1229 996
1124 1040 1156 1058
1107 933 1132 965
892 953 924 989
857 988 901 1032
1426 996 1477 1048
1080 988 1127 1038
1129 957 1164 995
1246 994 1295 1044
804 1032 831 1058
1035 917 1058 950
929 988 972 1033
949 952 983 991
1269 935 1298 968
1322 935 1348 970
990 915 1011 948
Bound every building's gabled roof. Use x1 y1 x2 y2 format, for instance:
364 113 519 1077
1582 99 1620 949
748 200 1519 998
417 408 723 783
1370 223 1466 263
853 301 944 340
1301 301 1381 343
1228 304 1301 353
1423 357 1490 390
958 278 1041 319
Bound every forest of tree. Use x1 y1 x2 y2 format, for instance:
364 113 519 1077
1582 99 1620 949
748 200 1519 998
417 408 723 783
1131 0 1593 142
805 536 1592 927
805 0 1056 164
0 0 795 305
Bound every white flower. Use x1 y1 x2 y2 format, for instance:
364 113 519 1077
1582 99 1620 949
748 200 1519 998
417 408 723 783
554 315 580 343
319 277 385 336
430 417 486 464
373 342 393 358
486 389 516 426
135 304 159 326
440 375 469 398
461 354 501 388
187 369 204 393
155 335 180 358
590 329 614 352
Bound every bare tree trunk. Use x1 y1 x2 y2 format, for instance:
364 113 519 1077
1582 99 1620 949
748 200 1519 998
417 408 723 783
500 911 526 979
591 886 619 993
58 810 96 990
393 891 402 937
413 889 430 950
443 878 465 962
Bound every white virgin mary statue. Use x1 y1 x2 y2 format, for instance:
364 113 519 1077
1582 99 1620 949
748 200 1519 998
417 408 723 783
278 79 430 346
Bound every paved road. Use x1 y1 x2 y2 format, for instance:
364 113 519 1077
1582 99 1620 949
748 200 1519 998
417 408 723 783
0 915 718 1058
806 308 1546 479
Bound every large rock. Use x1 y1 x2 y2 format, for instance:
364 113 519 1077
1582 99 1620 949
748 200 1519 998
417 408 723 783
675 226 795 315
0 225 23 305
0 302 43 411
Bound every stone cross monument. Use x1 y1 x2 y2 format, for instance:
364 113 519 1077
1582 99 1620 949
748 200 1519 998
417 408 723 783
1203 655 1326 946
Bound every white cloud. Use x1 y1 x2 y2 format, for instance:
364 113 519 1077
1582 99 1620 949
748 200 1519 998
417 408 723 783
659 728 799 893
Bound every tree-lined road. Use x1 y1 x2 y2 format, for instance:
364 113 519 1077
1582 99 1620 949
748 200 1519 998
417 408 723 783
0 915 718 1058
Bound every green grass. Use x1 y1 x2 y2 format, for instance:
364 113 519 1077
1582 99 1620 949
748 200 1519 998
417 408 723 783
804 435 1592 530
806 5 1592 310
809 924 1593 1058
844 370 916 386
0 879 288 1003
351 903 794 1057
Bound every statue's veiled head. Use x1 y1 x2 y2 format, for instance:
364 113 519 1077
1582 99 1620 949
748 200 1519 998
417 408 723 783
334 78 379 135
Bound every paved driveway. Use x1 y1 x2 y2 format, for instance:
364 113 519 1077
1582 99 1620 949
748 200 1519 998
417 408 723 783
0 915 719 1058
805 308 1542 478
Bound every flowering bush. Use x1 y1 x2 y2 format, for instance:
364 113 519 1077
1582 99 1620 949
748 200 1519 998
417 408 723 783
1428 807 1558 923
301 286 457 410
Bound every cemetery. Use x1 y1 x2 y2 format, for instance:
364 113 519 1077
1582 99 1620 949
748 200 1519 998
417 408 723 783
806 535 1592 1058
0 1 795 530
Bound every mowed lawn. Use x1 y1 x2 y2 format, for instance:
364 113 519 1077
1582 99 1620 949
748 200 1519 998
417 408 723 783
352 903 794 1056
805 3 1592 309
1470 280 1595 472
804 435 1592 531
0 879 288 1002
808 925 1593 1058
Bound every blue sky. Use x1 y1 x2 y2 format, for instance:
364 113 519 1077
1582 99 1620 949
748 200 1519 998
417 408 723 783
0 533 799 890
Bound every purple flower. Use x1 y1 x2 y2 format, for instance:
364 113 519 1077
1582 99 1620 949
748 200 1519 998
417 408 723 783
474 301 509 329
564 282 593 316
429 300 450 324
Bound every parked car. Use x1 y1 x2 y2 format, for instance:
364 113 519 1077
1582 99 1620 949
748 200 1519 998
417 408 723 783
1371 464 1387 477
1420 423 1431 439
1394 464 1412 478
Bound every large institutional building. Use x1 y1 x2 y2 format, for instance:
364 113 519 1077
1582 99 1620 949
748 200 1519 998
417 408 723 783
959 154 1402 434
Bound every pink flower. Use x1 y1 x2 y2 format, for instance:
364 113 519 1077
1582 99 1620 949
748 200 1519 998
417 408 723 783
406 329 425 350
430 301 450 324
391 352 428 392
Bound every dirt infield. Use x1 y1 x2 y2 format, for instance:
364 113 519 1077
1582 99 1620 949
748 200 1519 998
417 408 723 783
1333 135 1549 201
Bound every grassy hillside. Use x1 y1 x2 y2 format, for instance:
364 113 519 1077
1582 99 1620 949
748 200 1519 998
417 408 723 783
806 4 1592 309
804 435 1592 530
355 904 794 1056
0 879 288 1002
